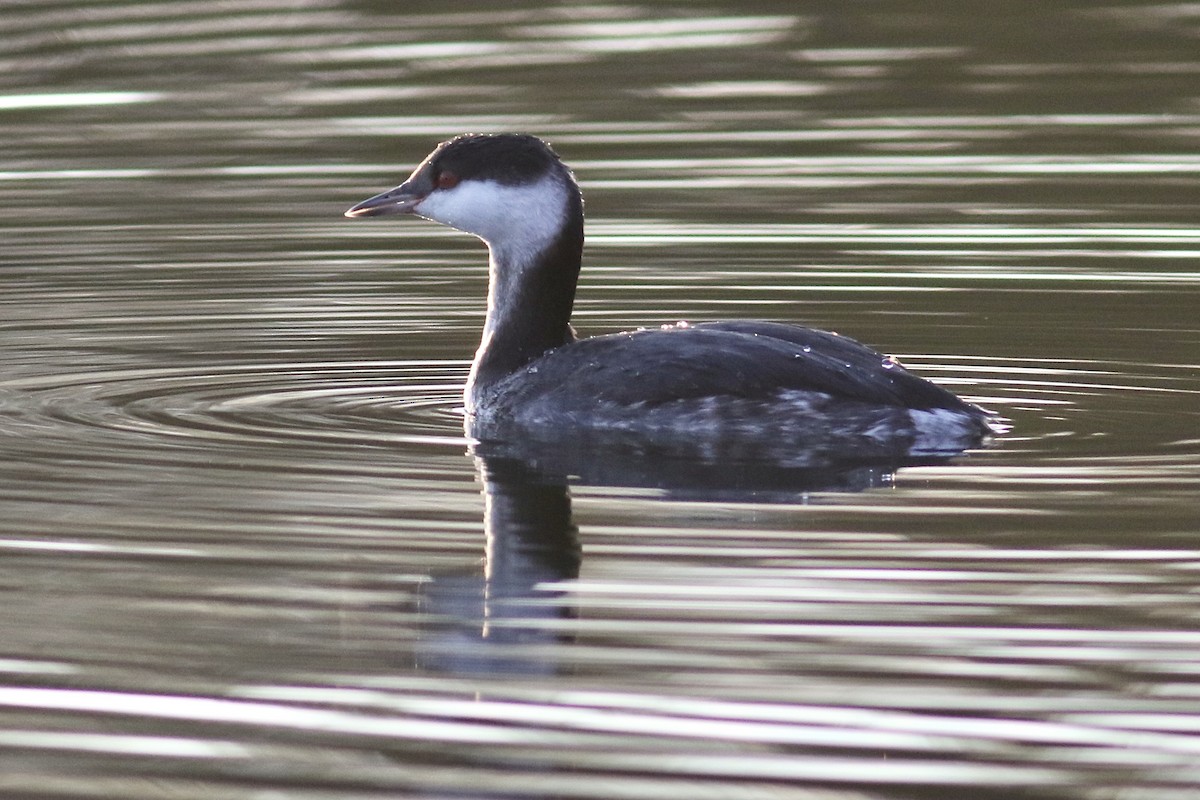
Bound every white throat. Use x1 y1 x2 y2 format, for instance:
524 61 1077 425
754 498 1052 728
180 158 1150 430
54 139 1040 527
414 171 571 264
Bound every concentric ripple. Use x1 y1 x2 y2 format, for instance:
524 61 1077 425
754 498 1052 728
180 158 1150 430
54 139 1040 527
4 1 1200 798
2 352 1197 467
0 359 470 456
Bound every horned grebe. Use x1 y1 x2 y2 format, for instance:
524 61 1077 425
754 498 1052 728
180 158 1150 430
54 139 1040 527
346 133 997 455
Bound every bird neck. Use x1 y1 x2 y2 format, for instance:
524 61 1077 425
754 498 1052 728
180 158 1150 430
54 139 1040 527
467 194 583 403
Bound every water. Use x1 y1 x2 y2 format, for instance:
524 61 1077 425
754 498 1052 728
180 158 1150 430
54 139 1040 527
2 1 1199 797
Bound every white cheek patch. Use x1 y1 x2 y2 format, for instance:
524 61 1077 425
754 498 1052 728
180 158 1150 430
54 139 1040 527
414 172 570 258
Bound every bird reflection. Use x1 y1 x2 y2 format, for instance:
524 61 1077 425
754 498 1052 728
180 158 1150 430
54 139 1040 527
417 433 984 676
469 431 965 500
416 454 579 676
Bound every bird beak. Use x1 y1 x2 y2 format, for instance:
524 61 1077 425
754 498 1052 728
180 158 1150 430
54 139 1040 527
344 181 424 218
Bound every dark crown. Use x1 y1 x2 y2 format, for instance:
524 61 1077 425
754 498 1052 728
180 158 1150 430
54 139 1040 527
430 133 568 186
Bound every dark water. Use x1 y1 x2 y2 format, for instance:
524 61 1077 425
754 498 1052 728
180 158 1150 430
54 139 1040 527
2 2 1199 797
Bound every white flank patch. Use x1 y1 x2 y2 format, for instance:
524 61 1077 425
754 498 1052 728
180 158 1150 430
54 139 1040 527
908 407 977 453
414 172 570 263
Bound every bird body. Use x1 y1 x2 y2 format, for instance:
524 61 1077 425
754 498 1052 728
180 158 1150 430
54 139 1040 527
346 133 996 455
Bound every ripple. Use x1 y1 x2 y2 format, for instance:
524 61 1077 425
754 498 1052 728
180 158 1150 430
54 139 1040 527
0 360 470 456
2 346 1196 474
5 2 1200 797
0 91 161 111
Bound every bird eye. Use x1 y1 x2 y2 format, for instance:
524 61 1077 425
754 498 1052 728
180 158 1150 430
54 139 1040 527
436 170 460 190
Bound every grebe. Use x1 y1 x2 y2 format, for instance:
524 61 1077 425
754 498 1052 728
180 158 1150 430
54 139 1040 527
346 133 996 454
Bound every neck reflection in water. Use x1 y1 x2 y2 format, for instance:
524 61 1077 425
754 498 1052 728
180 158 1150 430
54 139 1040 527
417 455 580 676
416 432 979 677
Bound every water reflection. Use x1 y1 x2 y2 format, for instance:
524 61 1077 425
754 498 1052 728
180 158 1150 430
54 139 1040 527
419 434 990 680
419 455 580 676
4 0 1200 796
474 438 924 500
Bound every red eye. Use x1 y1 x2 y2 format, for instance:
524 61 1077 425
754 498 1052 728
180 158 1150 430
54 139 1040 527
436 170 459 190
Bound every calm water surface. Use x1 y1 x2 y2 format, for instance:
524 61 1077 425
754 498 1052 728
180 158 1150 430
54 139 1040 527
1 2 1199 797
